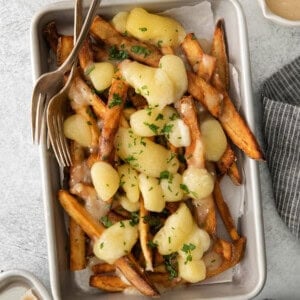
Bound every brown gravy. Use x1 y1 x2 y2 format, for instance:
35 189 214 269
266 0 300 21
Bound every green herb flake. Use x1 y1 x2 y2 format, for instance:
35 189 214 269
120 221 125 228
139 27 147 32
144 122 159 135
147 240 158 249
100 216 113 228
181 243 196 264
85 64 95 76
168 236 172 244
108 93 123 108
129 212 139 226
100 242 104 249
108 45 129 60
161 123 174 137
160 170 170 180
86 121 92 126
180 184 190 194
164 253 178 279
155 113 164 121
157 40 163 48
131 45 151 58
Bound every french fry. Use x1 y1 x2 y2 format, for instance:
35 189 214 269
228 161 242 185
90 16 162 67
57 36 73 66
218 93 264 160
58 190 159 297
92 263 116 274
147 272 182 288
216 144 236 175
128 87 148 109
175 95 205 169
90 274 130 292
68 75 107 120
211 20 229 92
78 37 94 73
193 194 217 236
76 106 100 150
187 72 223 118
43 21 59 53
70 218 86 271
161 45 174 55
139 198 153 271
182 33 216 82
98 78 128 162
213 180 240 241
206 237 246 278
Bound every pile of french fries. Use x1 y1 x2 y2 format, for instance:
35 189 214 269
43 7 263 297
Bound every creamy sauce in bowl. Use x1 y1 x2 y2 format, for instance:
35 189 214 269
266 0 300 21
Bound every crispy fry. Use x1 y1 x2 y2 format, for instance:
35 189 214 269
182 33 216 82
43 21 59 53
98 78 128 162
58 190 159 296
128 87 148 109
94 45 109 62
90 274 130 292
187 72 223 118
147 272 182 288
92 263 116 274
70 141 84 165
115 254 159 297
59 190 105 238
76 106 100 150
78 37 94 72
213 181 240 241
211 20 229 92
206 237 246 278
218 93 264 160
193 194 217 236
57 36 73 66
161 46 174 55
228 161 242 185
68 75 107 120
139 198 153 271
69 218 86 271
90 16 162 67
176 95 205 169
216 144 236 175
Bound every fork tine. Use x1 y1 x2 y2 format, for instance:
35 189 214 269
34 93 47 144
57 113 72 166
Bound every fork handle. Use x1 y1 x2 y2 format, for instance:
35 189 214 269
59 0 101 73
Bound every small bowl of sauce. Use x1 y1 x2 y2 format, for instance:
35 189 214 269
257 0 300 26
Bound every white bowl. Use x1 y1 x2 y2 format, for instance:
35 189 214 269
257 0 300 26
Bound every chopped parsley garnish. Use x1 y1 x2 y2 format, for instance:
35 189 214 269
160 170 171 180
155 113 164 121
108 45 129 60
108 93 122 108
147 240 158 249
157 40 163 48
124 155 137 163
86 121 92 126
139 27 147 32
100 215 113 228
181 243 196 264
85 64 95 76
120 221 125 228
168 236 172 244
100 242 104 249
169 113 178 121
164 253 178 279
144 122 159 134
180 184 189 193
130 212 139 226
131 45 151 58
161 123 174 137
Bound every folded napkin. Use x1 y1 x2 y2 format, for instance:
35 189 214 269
262 57 300 238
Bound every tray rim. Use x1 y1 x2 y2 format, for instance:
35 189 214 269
30 1 266 299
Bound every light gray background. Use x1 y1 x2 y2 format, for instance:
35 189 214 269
0 0 299 299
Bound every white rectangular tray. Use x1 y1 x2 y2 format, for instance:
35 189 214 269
30 1 266 299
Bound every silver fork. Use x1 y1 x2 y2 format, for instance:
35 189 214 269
31 0 100 145
46 0 84 167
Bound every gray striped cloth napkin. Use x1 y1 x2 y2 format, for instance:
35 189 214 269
262 56 300 238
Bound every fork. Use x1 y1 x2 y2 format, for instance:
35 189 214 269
31 0 100 145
